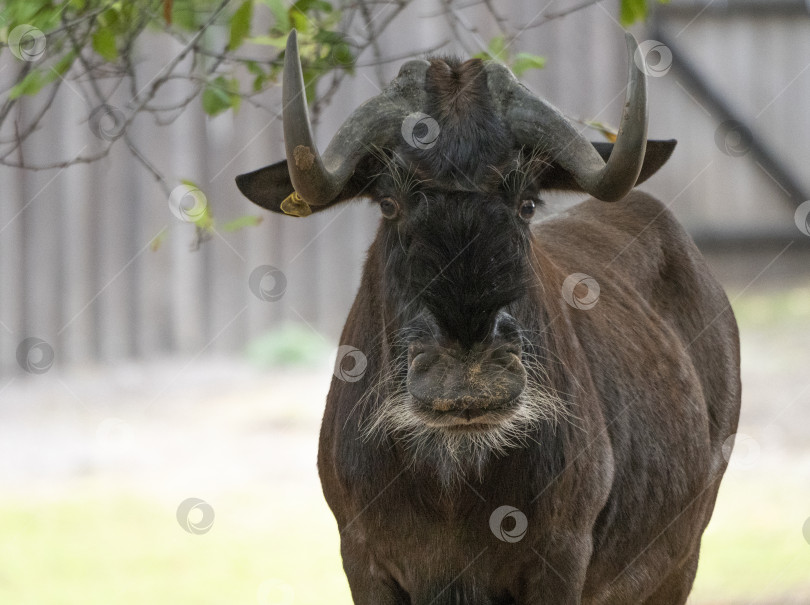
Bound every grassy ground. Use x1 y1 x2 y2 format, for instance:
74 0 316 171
2 469 809 605
0 484 349 605
1 287 809 604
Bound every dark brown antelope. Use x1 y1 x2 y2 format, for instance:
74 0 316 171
236 30 741 605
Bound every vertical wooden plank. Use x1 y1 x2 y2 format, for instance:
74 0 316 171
239 102 287 345
204 111 242 354
0 63 26 375
0 161 24 374
20 91 64 372
92 136 137 360
130 109 174 358
169 106 209 355
58 89 98 364
311 59 388 341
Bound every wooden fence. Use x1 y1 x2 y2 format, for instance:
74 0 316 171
1 0 807 374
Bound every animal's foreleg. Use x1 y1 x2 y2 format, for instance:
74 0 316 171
341 545 410 605
515 538 592 605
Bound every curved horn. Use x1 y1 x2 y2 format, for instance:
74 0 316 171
486 33 647 202
283 30 428 205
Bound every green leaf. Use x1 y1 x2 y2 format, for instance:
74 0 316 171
52 49 76 76
313 29 343 45
9 70 48 100
487 35 507 61
289 9 312 34
179 179 213 231
293 0 332 14
171 0 200 30
98 6 121 29
247 34 287 48
8 51 75 100
222 215 264 232
330 41 353 70
227 0 253 51
301 66 319 104
261 0 290 31
511 52 545 76
245 60 263 75
92 27 118 61
201 76 240 116
202 83 232 116
620 0 648 26
228 83 242 112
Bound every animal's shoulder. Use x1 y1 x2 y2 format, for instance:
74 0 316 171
539 190 684 246
536 191 694 278
533 191 713 311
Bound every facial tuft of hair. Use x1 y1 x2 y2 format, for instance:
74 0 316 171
408 56 513 188
426 57 488 122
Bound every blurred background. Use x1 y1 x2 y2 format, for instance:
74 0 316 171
1 0 809 603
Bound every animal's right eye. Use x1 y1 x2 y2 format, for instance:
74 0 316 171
518 198 537 221
379 197 400 219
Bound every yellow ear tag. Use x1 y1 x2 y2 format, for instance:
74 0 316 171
280 191 312 217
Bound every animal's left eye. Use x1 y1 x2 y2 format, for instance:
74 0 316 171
518 199 536 221
379 196 400 219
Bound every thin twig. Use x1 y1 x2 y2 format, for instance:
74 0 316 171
522 0 606 30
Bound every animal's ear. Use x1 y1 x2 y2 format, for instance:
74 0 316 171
596 139 677 185
538 139 677 192
235 158 377 217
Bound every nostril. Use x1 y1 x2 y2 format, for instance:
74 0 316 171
409 346 442 374
486 341 521 363
410 353 429 372
408 342 425 365
501 343 521 356
408 342 426 356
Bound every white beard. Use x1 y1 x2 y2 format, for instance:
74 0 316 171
361 380 570 488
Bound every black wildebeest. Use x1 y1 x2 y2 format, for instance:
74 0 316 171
236 30 741 605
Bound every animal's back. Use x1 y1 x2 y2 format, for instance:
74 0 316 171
535 191 741 603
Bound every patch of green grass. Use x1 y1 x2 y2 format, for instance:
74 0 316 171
2 472 810 604
731 286 810 330
0 484 353 605
245 323 332 368
691 470 810 603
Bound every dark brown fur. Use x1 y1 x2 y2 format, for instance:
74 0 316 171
318 193 740 604
426 58 489 121
237 55 740 605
